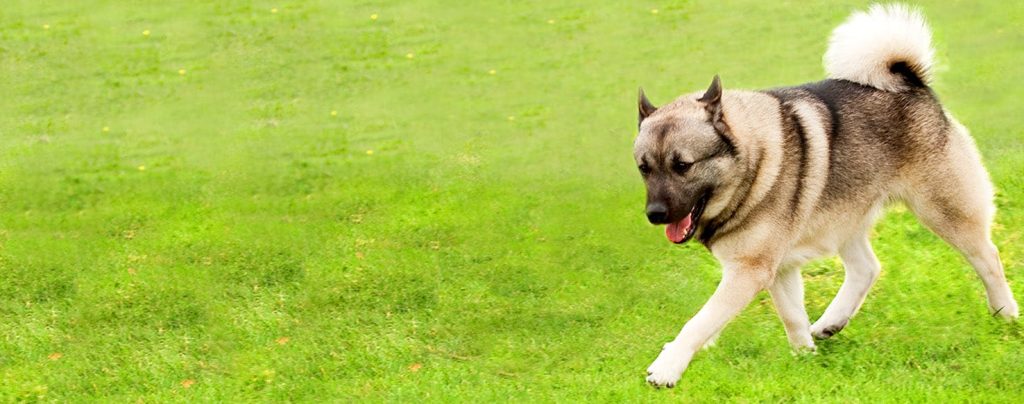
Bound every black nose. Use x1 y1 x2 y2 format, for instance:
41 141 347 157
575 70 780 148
646 202 668 224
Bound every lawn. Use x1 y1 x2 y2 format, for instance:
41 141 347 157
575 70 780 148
1 0 1023 401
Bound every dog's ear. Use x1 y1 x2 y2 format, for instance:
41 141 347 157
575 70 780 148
638 88 657 128
698 75 726 128
698 75 722 111
699 75 735 150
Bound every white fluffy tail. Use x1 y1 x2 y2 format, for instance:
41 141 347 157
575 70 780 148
824 4 935 92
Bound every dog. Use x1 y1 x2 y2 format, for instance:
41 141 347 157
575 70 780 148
634 4 1019 388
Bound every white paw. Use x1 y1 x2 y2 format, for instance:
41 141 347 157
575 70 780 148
645 343 691 388
791 343 817 356
788 335 816 353
993 300 1019 320
810 318 848 340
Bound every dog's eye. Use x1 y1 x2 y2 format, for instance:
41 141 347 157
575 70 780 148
672 161 691 175
638 163 652 176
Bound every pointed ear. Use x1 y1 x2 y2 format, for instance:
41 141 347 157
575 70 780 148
638 88 657 128
698 74 722 105
699 75 735 151
698 75 725 126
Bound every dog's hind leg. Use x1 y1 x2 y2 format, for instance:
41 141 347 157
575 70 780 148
958 239 1018 319
769 265 815 350
906 192 1018 319
811 236 881 339
901 119 1018 319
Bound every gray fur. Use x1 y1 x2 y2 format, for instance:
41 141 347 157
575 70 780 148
636 8 1017 388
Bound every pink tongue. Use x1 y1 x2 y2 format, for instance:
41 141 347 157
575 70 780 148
665 214 693 244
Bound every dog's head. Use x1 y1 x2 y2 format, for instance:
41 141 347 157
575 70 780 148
633 75 739 244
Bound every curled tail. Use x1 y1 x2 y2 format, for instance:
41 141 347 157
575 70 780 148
824 4 935 92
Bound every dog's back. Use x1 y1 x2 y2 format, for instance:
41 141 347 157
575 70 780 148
749 4 986 254
765 79 949 208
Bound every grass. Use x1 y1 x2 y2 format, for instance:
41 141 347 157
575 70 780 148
1 0 1023 401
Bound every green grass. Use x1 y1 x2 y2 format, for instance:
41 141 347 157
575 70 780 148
1 0 1023 401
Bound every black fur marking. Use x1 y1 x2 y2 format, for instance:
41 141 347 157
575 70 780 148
786 104 809 211
788 81 846 144
711 122 737 155
698 220 720 246
701 135 734 160
758 89 812 212
650 122 677 155
699 146 765 247
790 79 914 203
889 61 927 88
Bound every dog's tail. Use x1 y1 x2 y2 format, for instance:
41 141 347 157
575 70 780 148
824 4 935 92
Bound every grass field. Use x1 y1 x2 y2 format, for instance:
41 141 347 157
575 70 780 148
2 0 1023 401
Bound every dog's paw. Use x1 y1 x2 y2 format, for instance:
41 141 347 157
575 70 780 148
791 344 817 356
784 327 816 351
992 301 1019 321
787 331 817 354
645 343 690 388
810 318 848 340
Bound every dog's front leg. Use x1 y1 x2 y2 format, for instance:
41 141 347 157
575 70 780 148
646 265 769 388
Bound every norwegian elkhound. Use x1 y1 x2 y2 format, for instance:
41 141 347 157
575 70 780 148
635 4 1019 387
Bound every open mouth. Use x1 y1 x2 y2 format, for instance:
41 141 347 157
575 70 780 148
665 195 709 244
